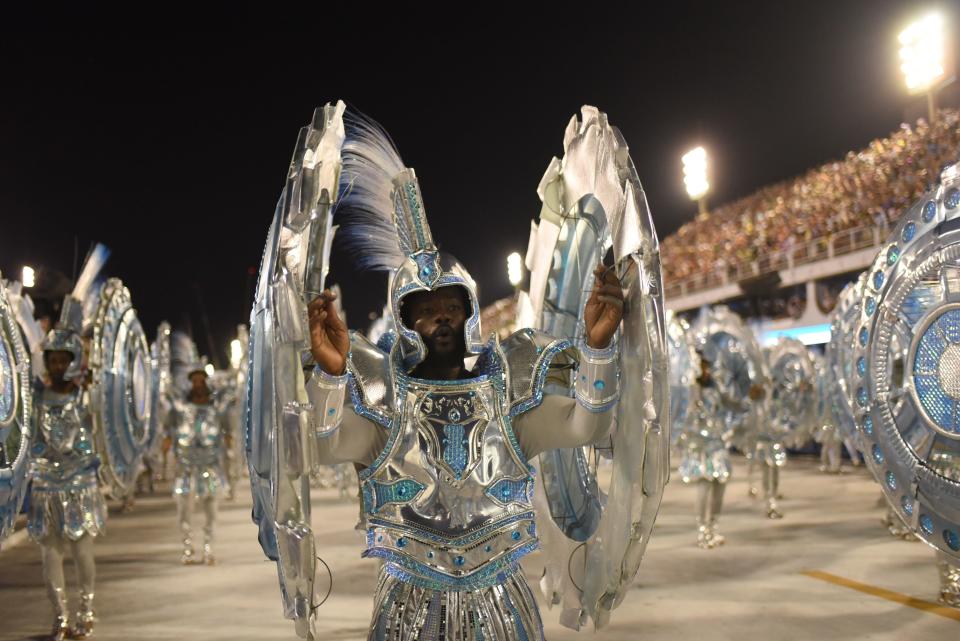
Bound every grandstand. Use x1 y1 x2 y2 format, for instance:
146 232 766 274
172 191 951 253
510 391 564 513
662 109 960 343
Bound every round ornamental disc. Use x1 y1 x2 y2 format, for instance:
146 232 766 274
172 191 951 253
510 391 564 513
826 277 867 447
667 312 697 445
90 278 153 499
0 281 33 541
855 163 960 558
693 305 767 418
765 337 817 449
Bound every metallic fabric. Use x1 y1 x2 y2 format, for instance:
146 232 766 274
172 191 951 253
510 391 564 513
369 564 544 641
169 398 228 498
28 388 106 543
678 386 732 484
764 337 817 449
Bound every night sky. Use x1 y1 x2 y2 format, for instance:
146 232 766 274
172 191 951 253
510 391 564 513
0 1 948 366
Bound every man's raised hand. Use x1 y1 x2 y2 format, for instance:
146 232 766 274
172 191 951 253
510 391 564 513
583 264 625 349
308 290 350 375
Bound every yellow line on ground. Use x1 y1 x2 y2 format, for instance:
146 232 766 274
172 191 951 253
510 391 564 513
802 570 960 623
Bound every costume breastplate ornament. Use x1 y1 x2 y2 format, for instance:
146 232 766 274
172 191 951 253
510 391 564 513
36 392 92 458
359 374 538 591
173 401 222 455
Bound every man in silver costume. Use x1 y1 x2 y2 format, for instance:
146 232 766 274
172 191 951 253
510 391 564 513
748 385 786 519
165 364 231 565
305 237 623 641
679 354 732 548
29 327 106 640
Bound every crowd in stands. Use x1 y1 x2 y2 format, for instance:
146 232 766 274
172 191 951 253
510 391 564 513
662 109 960 286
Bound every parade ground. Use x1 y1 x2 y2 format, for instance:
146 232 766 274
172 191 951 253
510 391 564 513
1 457 957 641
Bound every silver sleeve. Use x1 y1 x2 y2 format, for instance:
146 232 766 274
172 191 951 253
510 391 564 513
574 341 620 412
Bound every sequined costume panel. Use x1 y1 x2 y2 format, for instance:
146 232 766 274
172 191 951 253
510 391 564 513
679 385 732 484
28 387 106 542
369 563 545 641
168 399 228 497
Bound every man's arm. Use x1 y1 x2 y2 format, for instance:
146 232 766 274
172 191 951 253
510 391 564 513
304 366 386 466
514 341 620 459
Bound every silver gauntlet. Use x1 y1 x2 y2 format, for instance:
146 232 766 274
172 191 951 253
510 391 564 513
305 366 348 436
574 341 620 412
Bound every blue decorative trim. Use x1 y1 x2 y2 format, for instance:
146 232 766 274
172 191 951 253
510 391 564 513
366 511 536 548
364 478 427 514
366 539 539 591
574 394 619 414
508 339 573 418
485 477 533 506
347 374 392 429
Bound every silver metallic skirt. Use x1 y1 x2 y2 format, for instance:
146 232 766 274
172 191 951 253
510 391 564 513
172 462 225 498
369 564 545 641
753 438 787 468
679 439 731 484
28 469 107 543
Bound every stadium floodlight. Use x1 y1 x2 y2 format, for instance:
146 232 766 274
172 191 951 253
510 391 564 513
230 339 243 370
22 266 35 288
507 252 523 287
204 363 215 377
899 12 951 122
682 146 710 213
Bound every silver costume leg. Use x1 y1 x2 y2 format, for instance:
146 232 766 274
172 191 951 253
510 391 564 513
201 495 217 565
176 492 196 564
747 455 758 497
827 442 842 473
40 534 70 640
707 481 726 547
695 480 711 548
68 535 96 639
763 463 783 519
937 551 960 607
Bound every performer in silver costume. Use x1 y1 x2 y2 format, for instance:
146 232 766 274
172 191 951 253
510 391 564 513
30 329 106 640
166 361 231 565
244 102 672 641
679 353 732 548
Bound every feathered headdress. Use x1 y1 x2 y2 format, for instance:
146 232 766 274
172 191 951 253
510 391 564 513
334 110 436 272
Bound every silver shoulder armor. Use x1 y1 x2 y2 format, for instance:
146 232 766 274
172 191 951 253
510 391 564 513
347 331 395 423
500 328 574 413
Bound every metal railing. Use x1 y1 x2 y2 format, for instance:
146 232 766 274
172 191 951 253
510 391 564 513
664 221 889 300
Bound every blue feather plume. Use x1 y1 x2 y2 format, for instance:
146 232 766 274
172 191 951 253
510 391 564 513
333 109 410 271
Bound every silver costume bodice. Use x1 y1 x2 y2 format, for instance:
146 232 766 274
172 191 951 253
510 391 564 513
686 384 728 440
349 332 572 592
31 387 98 484
170 399 225 465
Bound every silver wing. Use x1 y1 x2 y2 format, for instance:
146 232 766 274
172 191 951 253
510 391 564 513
765 337 817 449
245 101 345 640
88 278 153 499
0 279 33 541
692 306 767 449
667 312 698 447
853 162 960 558
520 106 669 629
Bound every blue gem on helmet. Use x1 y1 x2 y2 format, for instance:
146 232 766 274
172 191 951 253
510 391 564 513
946 187 960 210
453 555 465 567
922 200 937 222
413 251 442 288
920 514 934 536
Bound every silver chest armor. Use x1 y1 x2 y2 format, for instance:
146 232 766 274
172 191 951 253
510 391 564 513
351 331 571 592
31 388 98 484
172 400 224 462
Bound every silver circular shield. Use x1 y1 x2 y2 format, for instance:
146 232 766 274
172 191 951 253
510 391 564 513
90 278 153 498
0 282 32 540
854 163 960 557
765 337 817 449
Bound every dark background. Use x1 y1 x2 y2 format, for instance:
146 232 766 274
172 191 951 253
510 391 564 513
0 1 950 365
